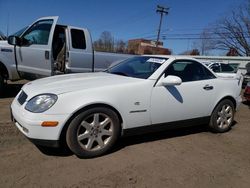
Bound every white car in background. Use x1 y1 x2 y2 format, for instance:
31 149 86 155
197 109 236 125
11 56 242 158
204 62 243 81
205 62 238 73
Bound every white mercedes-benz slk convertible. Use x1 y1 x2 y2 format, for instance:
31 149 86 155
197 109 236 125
11 56 242 158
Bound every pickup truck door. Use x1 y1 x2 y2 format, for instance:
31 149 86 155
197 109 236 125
16 16 58 79
66 26 94 73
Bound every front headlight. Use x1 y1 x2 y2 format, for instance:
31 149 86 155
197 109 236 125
25 94 58 113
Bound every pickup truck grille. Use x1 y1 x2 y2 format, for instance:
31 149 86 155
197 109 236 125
17 91 28 105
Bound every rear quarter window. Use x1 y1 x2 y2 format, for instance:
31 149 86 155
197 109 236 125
70 29 86 49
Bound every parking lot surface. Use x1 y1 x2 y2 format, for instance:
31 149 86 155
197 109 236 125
0 81 250 188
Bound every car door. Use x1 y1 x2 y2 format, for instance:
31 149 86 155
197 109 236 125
66 27 93 73
151 60 218 125
16 16 58 79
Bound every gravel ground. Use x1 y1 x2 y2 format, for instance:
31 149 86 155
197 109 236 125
0 81 250 188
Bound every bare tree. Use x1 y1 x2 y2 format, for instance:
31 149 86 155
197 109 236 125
115 40 127 53
93 31 114 52
180 49 200 55
193 29 215 55
93 39 103 51
212 0 250 56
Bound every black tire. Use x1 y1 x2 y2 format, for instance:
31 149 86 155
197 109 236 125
0 74 5 97
209 99 235 133
66 107 120 158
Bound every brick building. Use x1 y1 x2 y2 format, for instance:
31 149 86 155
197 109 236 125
127 38 171 55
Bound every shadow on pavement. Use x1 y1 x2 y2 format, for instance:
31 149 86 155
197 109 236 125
35 145 73 157
242 101 250 105
0 83 24 99
111 125 209 154
110 121 238 155
242 101 250 109
35 122 239 158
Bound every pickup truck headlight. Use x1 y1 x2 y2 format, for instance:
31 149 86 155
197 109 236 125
25 94 58 113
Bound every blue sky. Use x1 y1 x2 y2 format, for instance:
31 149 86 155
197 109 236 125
0 0 245 54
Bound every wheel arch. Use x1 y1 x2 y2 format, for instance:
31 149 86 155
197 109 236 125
58 103 123 147
0 61 9 79
213 96 237 112
209 95 236 133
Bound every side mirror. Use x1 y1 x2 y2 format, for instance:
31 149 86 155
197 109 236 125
161 75 182 86
8 36 32 46
7 36 21 46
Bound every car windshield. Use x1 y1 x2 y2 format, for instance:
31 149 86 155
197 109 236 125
12 26 28 37
107 56 166 79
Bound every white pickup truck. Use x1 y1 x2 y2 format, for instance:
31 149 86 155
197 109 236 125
0 16 130 94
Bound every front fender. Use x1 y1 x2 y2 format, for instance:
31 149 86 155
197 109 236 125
46 85 152 130
0 48 20 80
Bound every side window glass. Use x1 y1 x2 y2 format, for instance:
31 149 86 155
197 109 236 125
203 66 216 79
165 61 215 82
229 63 239 72
221 64 234 72
210 64 220 72
22 20 53 45
70 29 86 49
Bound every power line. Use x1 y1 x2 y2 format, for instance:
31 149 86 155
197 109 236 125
132 31 250 40
144 36 250 40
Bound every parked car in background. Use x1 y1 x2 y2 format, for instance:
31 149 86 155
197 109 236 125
204 62 243 86
243 62 250 88
11 56 242 158
244 82 250 102
205 62 238 73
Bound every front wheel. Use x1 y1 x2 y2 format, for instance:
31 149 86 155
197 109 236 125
66 107 120 158
209 99 235 133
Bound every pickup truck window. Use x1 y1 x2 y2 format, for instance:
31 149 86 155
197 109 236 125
70 29 86 49
22 20 53 45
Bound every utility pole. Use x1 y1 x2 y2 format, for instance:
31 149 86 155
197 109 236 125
156 5 169 50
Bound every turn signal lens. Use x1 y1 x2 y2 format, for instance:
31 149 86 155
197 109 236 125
41 121 59 127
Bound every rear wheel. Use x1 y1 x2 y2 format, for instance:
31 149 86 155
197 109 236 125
66 107 120 158
209 99 235 133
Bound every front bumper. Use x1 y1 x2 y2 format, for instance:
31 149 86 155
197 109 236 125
28 138 60 147
11 95 70 143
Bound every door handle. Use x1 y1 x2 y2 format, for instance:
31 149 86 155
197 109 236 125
45 51 50 60
203 85 213 90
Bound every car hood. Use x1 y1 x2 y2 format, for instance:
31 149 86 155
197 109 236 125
0 40 10 47
22 72 144 96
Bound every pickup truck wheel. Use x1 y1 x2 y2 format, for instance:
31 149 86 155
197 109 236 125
66 107 120 158
0 74 5 96
209 99 235 133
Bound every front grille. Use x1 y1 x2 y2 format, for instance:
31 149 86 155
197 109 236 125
17 91 28 105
